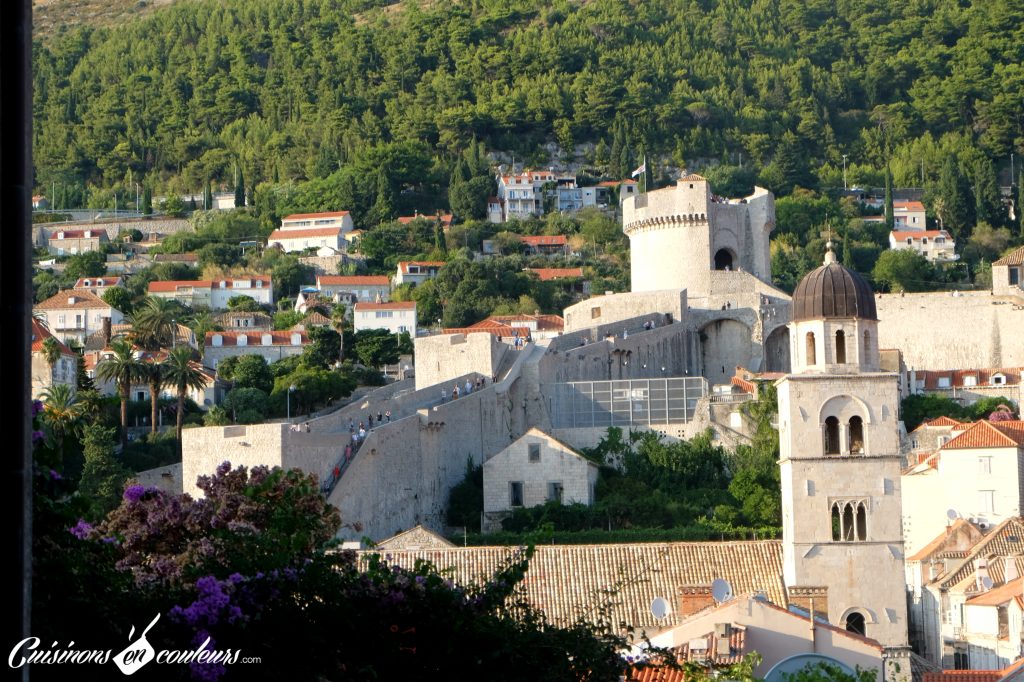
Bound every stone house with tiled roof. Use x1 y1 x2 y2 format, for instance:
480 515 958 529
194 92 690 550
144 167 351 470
33 289 124 345
362 540 786 632
203 330 309 370
992 246 1024 299
73 276 123 296
47 227 109 255
482 428 599 531
394 261 445 286
907 368 1022 409
30 318 77 398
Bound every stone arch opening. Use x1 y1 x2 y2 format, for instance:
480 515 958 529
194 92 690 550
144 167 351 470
845 612 866 636
824 416 840 455
849 416 864 454
806 332 817 366
765 326 791 373
714 248 736 271
835 330 846 363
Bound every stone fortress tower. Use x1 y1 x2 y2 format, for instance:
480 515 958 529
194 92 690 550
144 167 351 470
777 244 909 648
622 174 775 297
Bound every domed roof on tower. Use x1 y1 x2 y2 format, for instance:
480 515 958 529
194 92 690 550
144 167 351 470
791 242 877 322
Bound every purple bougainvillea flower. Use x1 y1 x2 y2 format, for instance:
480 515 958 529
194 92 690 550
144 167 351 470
68 519 93 540
123 485 146 503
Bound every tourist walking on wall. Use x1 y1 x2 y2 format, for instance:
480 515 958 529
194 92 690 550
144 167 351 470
441 387 447 403
465 379 472 396
385 410 392 422
453 384 460 399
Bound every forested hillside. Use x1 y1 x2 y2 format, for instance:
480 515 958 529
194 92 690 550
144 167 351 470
33 0 1023 236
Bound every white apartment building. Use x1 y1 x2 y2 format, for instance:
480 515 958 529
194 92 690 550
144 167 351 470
353 301 417 337
889 229 959 262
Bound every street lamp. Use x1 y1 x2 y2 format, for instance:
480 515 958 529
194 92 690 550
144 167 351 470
287 384 297 420
842 154 848 190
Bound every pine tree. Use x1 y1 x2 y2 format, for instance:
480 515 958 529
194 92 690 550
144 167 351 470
370 168 395 224
235 165 246 208
884 165 894 230
434 221 447 255
973 157 1000 226
937 156 972 239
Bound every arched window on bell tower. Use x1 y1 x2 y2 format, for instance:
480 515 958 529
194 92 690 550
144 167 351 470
824 416 840 454
845 612 866 636
835 330 846 363
849 416 864 454
863 330 871 359
856 501 867 540
806 332 817 365
830 499 869 542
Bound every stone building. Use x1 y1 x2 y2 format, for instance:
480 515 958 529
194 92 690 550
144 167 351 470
203 330 308 369
777 244 909 649
482 428 599 531
30 318 77 398
33 289 124 345
992 245 1024 299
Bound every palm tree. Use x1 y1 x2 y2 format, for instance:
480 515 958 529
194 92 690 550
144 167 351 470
131 296 181 350
40 336 64 380
40 383 85 469
96 339 145 448
162 346 207 448
140 359 165 434
330 303 347 366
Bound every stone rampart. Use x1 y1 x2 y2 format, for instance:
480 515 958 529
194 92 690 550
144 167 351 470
563 289 687 333
414 332 507 391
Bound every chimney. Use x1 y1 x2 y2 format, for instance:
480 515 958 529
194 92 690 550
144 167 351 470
678 585 715 618
714 623 732 655
102 317 112 345
787 586 829 622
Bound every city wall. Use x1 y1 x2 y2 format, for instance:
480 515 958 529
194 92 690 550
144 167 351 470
563 289 687 333
414 333 507 391
875 292 1024 369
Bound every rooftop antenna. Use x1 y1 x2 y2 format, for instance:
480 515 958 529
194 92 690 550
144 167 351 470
946 509 959 523
711 578 733 604
650 596 672 620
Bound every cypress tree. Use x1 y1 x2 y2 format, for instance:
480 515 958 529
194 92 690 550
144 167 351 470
842 226 853 268
142 185 153 215
204 179 213 210
884 165 894 230
1018 171 1024 235
235 166 245 207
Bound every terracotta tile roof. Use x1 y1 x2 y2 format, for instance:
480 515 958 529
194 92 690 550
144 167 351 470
908 519 978 562
597 179 638 187
679 174 707 182
317 275 391 287
74 277 122 288
268 227 342 240
148 280 214 293
397 261 445 274
213 311 273 327
519 234 567 247
488 313 565 332
354 302 415 312
942 421 1024 450
397 213 453 226
939 518 1024 590
973 556 1024 589
999 655 1024 681
30 318 74 355
443 321 522 337
152 253 197 262
360 541 786 630
204 331 307 347
281 211 350 221
915 368 1022 391
894 201 927 212
891 230 950 240
672 624 748 665
301 311 332 326
966 577 1024 606
994 245 1024 266
926 416 965 428
924 672 1001 682
210 276 272 289
525 267 584 281
48 228 107 240
34 289 111 311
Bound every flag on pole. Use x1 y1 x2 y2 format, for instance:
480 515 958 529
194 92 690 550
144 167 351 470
630 162 646 178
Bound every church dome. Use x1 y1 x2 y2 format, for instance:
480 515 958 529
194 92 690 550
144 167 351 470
791 247 877 322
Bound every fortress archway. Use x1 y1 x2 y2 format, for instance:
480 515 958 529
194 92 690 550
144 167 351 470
699 318 752 386
764 326 791 373
714 248 736 271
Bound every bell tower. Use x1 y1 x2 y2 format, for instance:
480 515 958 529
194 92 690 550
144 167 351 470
777 244 908 648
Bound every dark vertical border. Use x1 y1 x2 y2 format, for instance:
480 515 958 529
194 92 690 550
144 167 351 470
1 0 33 677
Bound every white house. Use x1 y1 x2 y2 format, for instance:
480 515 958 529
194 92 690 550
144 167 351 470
495 170 553 221
31 318 78 398
353 301 417 337
73 277 123 297
902 420 1024 557
315 275 391 303
33 289 124 345
889 230 958 262
267 227 344 253
209 276 273 309
865 200 928 230
394 261 444 287
280 210 354 233
482 428 599 531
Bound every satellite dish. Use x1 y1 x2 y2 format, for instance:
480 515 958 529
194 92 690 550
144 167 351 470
981 576 994 590
947 509 959 521
650 597 672 620
711 578 733 604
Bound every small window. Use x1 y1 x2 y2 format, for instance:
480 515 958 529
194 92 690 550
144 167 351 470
937 376 951 388
824 416 841 455
991 374 1007 386
845 612 866 636
528 443 541 462
1010 268 1020 286
547 482 564 503
509 481 524 507
979 457 992 475
978 490 995 514
849 416 864 454
591 307 601 319
963 375 977 387
806 332 817 365
835 330 846 364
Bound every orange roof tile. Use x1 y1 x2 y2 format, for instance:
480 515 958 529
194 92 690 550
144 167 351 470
894 201 927 212
281 211 350 221
268 227 342 240
943 421 1024 450
34 289 111 311
908 519 977 562
525 267 584 281
924 672 1001 682
927 416 965 428
994 245 1024 267
74 277 122 288
891 230 950 240
148 280 214 293
30 318 74 355
519 234 567 247
204 331 307 347
354 302 415 311
398 261 445 274
397 213 453 226
317 275 391 287
967 577 1024 606
48 229 107 240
